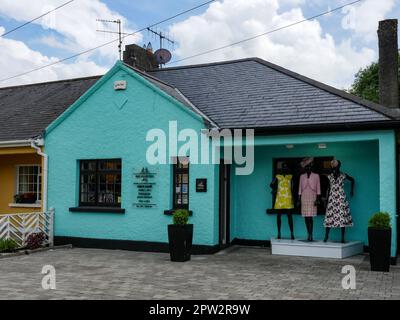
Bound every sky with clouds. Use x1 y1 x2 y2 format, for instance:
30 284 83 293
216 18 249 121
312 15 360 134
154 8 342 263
0 0 399 89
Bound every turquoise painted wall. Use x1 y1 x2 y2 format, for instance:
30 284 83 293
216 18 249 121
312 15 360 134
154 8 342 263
46 63 219 246
230 131 397 257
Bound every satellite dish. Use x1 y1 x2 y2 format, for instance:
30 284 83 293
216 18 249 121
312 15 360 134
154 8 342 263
154 48 172 65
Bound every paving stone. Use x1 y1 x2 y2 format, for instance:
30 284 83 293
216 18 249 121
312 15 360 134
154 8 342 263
0 246 399 300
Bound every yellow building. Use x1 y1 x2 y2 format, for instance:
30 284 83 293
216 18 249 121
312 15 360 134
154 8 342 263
0 76 100 216
0 142 43 214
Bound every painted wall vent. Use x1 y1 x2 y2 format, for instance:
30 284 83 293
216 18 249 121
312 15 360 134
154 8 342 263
114 80 127 90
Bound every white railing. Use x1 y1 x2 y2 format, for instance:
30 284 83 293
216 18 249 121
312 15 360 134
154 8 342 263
0 208 54 248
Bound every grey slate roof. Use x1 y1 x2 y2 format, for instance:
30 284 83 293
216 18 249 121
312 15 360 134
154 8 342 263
150 58 398 129
0 57 398 143
123 63 217 127
0 76 100 142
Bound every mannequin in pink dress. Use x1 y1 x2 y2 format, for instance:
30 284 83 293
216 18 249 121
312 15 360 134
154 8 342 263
298 158 321 241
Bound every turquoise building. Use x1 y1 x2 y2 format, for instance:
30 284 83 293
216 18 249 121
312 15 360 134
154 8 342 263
34 53 398 262
41 59 397 258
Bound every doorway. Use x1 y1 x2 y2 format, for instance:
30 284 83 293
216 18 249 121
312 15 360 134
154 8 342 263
219 163 231 247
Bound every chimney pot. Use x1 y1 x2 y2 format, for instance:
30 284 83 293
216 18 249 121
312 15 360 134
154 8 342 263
378 19 399 108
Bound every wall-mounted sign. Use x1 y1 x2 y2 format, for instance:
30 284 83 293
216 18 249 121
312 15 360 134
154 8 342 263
196 179 207 193
114 80 127 90
134 168 157 208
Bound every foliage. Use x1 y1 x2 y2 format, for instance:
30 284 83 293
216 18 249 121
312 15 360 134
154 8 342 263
173 209 189 225
14 193 37 204
0 239 19 252
368 212 391 229
26 232 46 250
349 53 400 103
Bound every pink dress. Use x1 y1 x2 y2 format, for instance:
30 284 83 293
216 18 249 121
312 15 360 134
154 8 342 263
299 172 321 217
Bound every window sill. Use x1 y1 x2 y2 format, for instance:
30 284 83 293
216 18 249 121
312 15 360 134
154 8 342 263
69 207 125 214
9 203 41 208
164 209 193 216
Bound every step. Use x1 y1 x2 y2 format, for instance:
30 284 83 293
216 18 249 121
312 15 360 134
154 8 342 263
271 238 364 259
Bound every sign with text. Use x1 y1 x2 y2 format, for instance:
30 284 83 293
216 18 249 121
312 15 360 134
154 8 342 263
134 168 157 208
196 179 207 193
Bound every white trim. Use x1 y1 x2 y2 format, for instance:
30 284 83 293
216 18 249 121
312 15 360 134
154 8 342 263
30 139 48 212
8 203 42 208
0 140 31 148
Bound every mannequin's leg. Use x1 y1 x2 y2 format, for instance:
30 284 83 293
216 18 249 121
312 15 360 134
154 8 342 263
324 228 330 242
341 227 346 243
309 217 314 241
288 214 294 240
277 214 282 239
304 217 311 241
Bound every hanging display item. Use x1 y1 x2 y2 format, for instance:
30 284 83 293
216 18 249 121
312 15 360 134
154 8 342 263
324 159 355 243
298 157 321 242
269 162 295 240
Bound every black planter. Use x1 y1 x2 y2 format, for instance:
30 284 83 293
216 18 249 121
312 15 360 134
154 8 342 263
168 224 193 262
368 227 392 272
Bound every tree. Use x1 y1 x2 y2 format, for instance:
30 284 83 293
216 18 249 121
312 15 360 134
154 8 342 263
350 53 400 103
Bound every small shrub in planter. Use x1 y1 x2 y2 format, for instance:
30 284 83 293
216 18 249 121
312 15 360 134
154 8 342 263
168 209 193 262
0 239 19 253
26 232 46 250
368 212 392 272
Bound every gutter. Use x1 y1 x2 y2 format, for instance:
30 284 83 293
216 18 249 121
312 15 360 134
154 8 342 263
247 120 400 136
0 140 32 148
30 138 48 212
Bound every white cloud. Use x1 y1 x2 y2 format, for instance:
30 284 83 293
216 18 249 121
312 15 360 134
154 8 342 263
341 0 396 42
0 0 142 87
0 0 141 60
169 0 377 89
0 26 107 87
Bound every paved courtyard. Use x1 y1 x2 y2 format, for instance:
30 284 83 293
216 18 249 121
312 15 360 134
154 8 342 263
0 246 399 300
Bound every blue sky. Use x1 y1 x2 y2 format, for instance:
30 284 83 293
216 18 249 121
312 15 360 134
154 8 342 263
0 0 399 88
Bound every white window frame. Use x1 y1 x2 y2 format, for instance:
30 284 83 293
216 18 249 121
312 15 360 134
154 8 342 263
15 164 42 203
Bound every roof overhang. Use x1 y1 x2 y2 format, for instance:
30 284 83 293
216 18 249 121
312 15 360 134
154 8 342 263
218 120 400 136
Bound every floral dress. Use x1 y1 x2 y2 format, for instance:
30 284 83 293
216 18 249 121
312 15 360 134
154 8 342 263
274 175 294 209
324 173 353 228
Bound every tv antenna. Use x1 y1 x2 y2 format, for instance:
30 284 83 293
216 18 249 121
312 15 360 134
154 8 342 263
147 27 175 51
96 19 128 60
147 27 174 67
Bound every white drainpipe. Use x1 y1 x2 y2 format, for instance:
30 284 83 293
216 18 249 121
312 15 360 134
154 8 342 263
30 138 48 212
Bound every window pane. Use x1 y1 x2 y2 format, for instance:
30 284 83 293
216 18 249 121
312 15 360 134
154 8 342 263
79 160 121 207
16 165 42 202
81 161 96 171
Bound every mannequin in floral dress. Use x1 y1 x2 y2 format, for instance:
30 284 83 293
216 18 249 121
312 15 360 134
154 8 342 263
324 160 355 243
270 162 295 240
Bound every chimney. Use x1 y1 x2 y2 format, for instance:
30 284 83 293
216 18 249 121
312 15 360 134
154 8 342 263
123 44 159 71
378 19 399 108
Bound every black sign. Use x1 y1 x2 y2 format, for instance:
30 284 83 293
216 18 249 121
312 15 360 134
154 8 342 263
134 168 157 208
196 179 207 193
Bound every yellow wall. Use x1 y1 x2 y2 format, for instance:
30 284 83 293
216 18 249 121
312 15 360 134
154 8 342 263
0 150 42 214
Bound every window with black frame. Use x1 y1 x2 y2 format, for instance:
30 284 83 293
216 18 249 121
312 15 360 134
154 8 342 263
79 159 122 207
173 157 189 209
